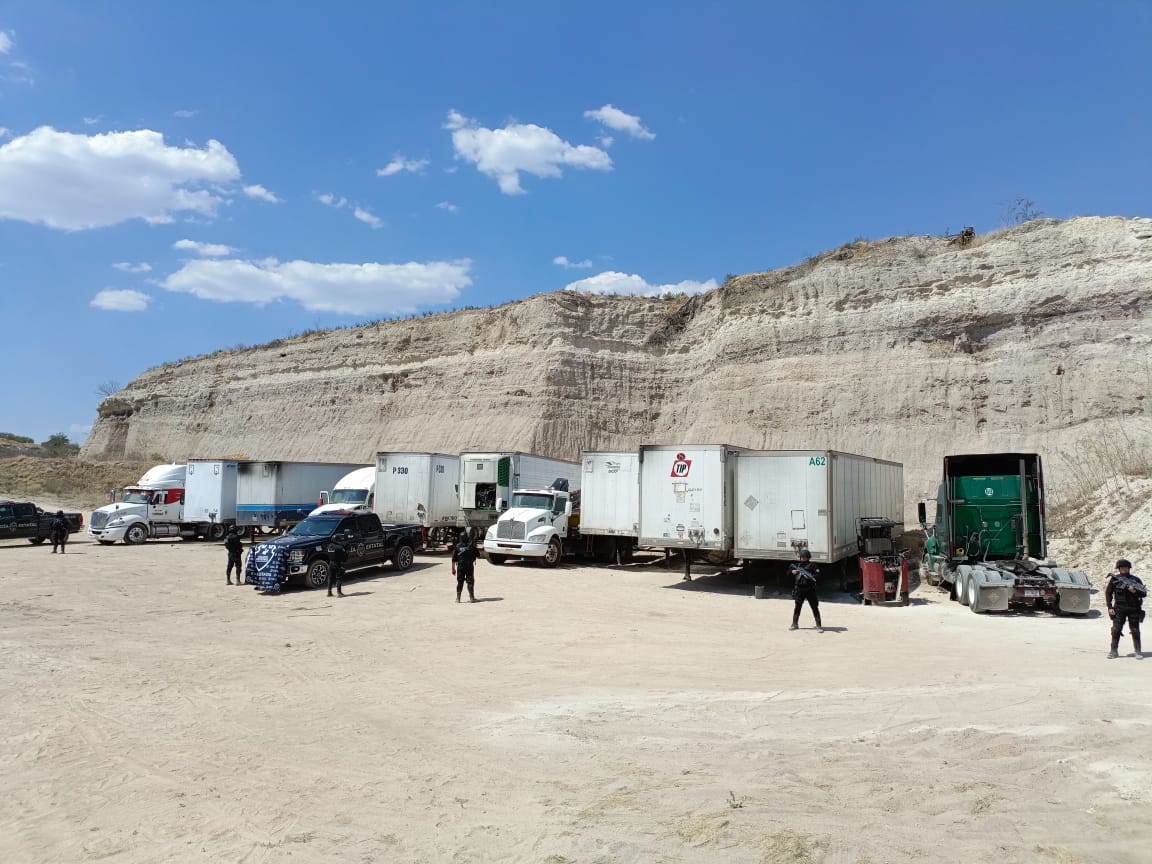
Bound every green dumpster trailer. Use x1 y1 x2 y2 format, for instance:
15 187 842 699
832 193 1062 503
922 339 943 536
919 453 1092 614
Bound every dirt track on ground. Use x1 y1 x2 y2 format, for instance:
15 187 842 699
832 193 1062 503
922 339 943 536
1 537 1149 863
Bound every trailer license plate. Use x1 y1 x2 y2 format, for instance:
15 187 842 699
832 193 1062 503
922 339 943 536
1023 589 1041 598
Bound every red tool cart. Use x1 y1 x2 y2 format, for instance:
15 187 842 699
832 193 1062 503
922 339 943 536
858 518 910 606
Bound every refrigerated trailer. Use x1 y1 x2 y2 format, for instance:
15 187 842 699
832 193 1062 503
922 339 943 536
459 452 580 530
734 450 904 564
236 461 366 530
638 445 747 578
183 459 241 539
375 452 461 543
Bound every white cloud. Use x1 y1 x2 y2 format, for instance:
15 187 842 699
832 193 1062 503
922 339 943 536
353 206 383 229
376 155 429 177
553 255 593 269
242 184 281 203
0 127 10 139
83 116 102 126
316 192 347 208
174 238 235 257
598 135 615 148
173 109 198 119
435 201 459 213
0 30 12 55
112 261 152 273
564 270 716 298
445 110 612 195
91 288 151 312
0 127 240 230
583 104 655 141
163 257 472 316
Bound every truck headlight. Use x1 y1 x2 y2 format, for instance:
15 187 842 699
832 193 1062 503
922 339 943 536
528 530 553 543
107 518 125 528
288 550 304 562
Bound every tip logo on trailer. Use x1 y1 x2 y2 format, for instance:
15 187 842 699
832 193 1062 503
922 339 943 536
670 453 692 478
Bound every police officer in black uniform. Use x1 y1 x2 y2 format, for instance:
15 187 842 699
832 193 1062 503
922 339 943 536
789 548 823 632
1106 558 1146 659
452 530 477 603
49 510 69 554
327 540 348 598
224 526 245 585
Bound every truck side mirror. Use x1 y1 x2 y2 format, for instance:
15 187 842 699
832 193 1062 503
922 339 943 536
319 491 329 505
917 501 927 527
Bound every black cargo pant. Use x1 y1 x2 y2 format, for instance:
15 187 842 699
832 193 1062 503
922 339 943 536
793 588 821 628
456 565 475 601
226 553 243 583
327 563 345 596
1111 607 1143 653
51 532 67 553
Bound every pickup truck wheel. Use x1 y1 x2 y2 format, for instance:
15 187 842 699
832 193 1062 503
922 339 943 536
393 544 414 571
124 524 148 545
28 537 46 545
303 560 330 590
488 554 506 566
542 538 562 568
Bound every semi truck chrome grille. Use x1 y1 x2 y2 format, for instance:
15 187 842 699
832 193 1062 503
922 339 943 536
90 512 109 530
497 520 526 540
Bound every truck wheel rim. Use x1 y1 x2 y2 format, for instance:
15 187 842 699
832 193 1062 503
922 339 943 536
129 526 145 543
546 542 559 564
398 547 412 568
309 562 328 588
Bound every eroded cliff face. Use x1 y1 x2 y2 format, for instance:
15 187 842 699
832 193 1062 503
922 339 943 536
84 217 1152 503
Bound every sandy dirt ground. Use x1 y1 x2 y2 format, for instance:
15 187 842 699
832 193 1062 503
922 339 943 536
1 536 1149 864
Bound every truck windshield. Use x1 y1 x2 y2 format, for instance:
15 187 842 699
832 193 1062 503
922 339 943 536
329 489 368 504
290 516 342 537
511 493 554 510
122 489 151 504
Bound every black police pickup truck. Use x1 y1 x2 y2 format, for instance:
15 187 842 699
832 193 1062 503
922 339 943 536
247 511 422 590
0 500 83 544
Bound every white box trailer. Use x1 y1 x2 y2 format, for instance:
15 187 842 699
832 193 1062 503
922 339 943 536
183 459 240 538
375 452 461 539
580 452 640 537
237 461 366 529
734 450 904 563
638 445 747 553
459 451 580 529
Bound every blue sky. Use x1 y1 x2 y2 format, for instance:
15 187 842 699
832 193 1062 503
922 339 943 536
1 1 1150 443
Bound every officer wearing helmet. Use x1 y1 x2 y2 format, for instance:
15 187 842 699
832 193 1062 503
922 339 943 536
1106 559 1146 659
49 510 70 553
789 548 823 632
452 529 478 603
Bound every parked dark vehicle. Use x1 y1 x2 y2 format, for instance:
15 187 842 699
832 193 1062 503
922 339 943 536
0 500 83 544
250 511 422 589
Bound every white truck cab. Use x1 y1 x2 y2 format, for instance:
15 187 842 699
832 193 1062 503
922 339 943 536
89 464 187 545
309 466 376 516
483 486 574 567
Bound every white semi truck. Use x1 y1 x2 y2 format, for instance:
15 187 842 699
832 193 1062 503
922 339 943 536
374 452 461 544
482 451 638 567
309 466 377 516
459 452 580 532
89 464 188 545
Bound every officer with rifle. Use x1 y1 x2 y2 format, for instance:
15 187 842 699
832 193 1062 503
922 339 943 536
1106 558 1146 659
789 548 823 633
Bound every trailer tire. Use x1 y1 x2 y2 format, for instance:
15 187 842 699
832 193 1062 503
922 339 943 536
29 537 46 545
541 538 562 568
956 571 969 606
207 523 227 542
124 524 148 545
392 544 414 572
488 554 506 566
303 559 329 590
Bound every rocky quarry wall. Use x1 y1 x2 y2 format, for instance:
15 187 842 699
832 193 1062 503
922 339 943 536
84 217 1152 510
